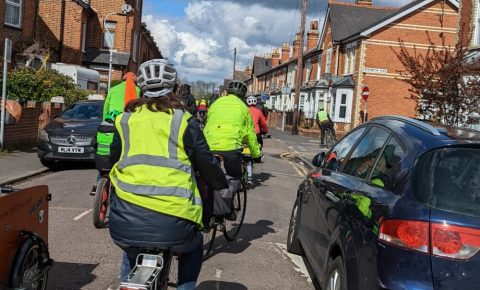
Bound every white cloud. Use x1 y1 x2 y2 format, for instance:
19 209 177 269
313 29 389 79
143 0 411 83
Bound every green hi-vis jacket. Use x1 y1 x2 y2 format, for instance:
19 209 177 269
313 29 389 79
109 108 203 227
103 81 141 122
204 94 261 158
96 123 116 156
97 81 140 155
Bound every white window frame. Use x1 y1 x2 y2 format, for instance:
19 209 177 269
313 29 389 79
332 89 353 123
476 0 480 46
344 47 351 75
325 49 332 74
5 0 22 28
349 44 356 74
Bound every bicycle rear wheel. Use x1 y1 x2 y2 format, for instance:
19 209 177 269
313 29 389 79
223 183 247 241
203 225 216 259
93 177 110 228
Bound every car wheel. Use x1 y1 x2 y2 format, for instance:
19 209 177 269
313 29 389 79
287 197 304 255
324 256 347 290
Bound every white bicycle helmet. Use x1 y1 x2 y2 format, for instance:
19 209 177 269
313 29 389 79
137 59 177 98
246 95 257 106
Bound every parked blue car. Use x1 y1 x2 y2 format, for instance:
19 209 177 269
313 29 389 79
287 116 480 290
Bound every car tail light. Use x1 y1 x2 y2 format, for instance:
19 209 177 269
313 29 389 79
431 223 480 259
379 220 429 253
379 220 480 260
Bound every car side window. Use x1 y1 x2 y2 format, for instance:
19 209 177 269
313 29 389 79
342 127 390 179
324 127 366 171
370 137 405 189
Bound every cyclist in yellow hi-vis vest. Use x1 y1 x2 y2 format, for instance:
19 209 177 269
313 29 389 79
316 103 336 147
107 59 228 290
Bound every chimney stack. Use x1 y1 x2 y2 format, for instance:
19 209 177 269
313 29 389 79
281 42 290 63
355 0 372 6
293 33 301 58
307 20 319 51
272 48 281 67
245 65 253 77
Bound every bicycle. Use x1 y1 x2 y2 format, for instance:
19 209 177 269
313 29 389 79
92 172 112 229
324 127 337 149
202 154 248 258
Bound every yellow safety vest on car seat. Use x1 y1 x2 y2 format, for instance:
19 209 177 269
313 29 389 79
110 107 203 227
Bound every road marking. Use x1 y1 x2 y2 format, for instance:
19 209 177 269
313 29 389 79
274 243 313 283
73 209 92 221
280 153 304 177
214 269 223 290
51 207 89 211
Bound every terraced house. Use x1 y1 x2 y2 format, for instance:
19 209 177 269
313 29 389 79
315 0 460 133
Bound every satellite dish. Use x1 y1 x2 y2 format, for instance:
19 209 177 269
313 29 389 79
121 3 133 14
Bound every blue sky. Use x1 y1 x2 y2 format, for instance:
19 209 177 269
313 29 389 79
142 0 411 83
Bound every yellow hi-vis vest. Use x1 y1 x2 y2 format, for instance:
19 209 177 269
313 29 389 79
109 107 203 227
317 110 329 123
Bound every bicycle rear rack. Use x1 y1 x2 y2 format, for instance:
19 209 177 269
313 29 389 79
119 254 164 290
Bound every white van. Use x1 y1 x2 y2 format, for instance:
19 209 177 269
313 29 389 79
50 63 100 92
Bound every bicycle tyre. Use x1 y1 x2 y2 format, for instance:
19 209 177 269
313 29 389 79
167 254 178 288
9 238 48 290
157 251 173 290
223 182 247 241
203 226 217 259
93 177 110 228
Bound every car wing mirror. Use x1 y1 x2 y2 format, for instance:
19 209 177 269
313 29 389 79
312 152 326 167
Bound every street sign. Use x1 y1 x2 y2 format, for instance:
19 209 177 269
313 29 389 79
361 86 370 101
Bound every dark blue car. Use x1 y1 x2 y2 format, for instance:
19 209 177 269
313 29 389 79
287 116 480 290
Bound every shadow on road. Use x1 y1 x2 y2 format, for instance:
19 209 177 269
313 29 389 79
207 220 275 258
247 172 273 189
46 261 98 289
197 280 248 290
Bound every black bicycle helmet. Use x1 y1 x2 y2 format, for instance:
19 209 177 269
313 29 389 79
227 80 247 99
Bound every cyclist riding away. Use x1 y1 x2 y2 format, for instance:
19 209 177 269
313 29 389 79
204 81 261 179
179 84 197 115
108 59 228 290
316 103 336 148
92 72 140 194
246 95 268 149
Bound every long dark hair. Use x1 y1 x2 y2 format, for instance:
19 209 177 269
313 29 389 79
125 92 185 114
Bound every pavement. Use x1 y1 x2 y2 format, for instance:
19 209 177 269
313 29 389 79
0 149 47 185
13 135 319 290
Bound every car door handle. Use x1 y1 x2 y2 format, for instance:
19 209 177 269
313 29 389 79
325 190 340 203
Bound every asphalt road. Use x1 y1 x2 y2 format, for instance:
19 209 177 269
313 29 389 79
16 137 318 290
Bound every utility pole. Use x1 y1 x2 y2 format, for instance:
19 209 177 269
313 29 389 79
233 47 237 79
292 0 308 135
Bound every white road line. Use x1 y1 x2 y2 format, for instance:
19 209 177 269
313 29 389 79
274 243 313 283
73 209 92 221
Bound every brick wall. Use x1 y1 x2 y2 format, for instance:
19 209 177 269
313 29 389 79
458 0 474 47
4 103 62 148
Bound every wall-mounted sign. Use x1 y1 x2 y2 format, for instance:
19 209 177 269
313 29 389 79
363 67 388 74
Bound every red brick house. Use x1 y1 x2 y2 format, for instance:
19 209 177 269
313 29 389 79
0 0 38 68
317 0 458 132
36 0 161 91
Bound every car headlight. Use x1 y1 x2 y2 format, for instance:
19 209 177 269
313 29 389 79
39 130 49 142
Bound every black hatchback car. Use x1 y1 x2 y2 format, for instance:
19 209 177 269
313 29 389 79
287 116 480 290
38 100 103 168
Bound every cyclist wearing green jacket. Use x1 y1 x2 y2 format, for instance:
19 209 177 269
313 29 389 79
204 80 261 179
102 73 141 121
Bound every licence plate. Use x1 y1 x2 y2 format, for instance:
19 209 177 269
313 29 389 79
58 147 84 153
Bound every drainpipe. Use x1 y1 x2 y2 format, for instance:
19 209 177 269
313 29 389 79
34 0 39 40
59 0 66 62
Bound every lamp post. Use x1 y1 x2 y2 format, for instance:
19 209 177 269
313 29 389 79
104 11 117 93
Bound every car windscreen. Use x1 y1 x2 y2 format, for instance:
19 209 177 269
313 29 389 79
413 148 480 218
61 103 102 120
